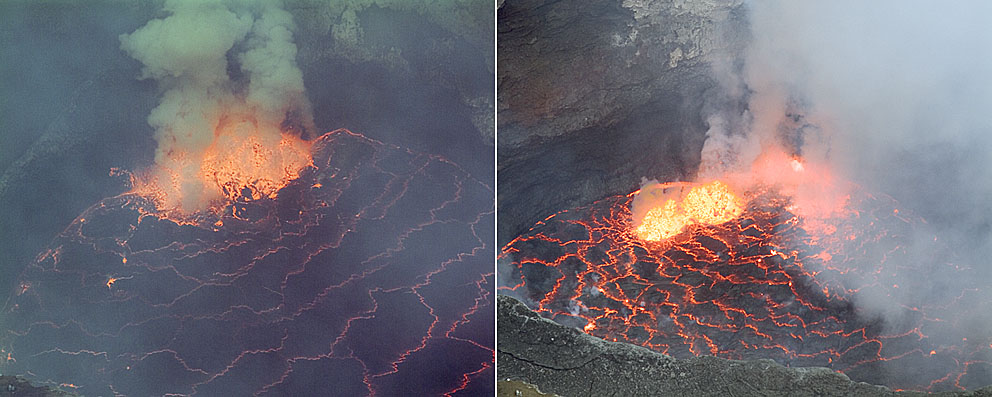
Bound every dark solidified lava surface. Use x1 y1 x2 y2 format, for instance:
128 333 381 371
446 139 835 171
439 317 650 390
1 129 494 396
501 188 992 391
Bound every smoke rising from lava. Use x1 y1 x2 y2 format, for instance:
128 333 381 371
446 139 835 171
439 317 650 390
695 0 992 345
120 0 315 213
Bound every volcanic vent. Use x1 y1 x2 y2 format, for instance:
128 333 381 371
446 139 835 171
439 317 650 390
1 130 494 396
502 172 992 391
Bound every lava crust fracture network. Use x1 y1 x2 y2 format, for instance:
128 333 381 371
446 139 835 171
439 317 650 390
502 184 992 391
1 130 494 396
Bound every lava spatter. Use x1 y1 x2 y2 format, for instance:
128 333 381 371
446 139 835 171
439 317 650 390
501 185 990 391
1 129 493 396
634 180 744 241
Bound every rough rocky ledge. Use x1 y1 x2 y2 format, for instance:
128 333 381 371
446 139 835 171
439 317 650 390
0 376 74 396
497 295 992 397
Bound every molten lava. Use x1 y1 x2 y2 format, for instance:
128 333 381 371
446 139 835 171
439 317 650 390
635 180 744 241
131 116 312 216
201 119 312 202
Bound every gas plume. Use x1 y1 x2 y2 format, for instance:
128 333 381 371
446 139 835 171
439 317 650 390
120 0 315 214
689 0 992 336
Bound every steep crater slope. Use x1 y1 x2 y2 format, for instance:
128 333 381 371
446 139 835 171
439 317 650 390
497 0 747 245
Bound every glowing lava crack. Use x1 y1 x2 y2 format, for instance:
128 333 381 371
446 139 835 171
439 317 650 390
1 129 494 396
502 185 992 391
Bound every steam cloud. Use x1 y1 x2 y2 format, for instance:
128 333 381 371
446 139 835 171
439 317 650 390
699 0 992 343
121 0 314 212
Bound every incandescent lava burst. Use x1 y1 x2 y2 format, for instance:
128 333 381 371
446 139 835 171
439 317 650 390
634 180 744 242
130 116 314 218
2 129 494 396
502 160 992 391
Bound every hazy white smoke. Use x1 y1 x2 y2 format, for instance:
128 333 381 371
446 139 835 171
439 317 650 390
237 2 313 133
697 0 992 336
697 112 757 179
121 0 314 212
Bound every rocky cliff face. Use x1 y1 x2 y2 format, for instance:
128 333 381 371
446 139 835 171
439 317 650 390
497 0 747 244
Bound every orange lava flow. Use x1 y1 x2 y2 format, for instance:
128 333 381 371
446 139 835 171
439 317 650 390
635 180 744 241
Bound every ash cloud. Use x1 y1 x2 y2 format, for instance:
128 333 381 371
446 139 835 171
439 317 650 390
704 0 992 351
120 0 314 212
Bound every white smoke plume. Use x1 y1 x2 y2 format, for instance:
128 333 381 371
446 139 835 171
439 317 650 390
695 0 992 340
121 0 314 212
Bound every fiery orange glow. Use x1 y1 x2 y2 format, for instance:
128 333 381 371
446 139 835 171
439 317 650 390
201 119 312 203
740 148 851 220
635 180 744 241
106 277 118 289
130 115 312 216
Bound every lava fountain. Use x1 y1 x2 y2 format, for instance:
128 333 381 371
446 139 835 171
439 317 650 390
633 180 744 242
